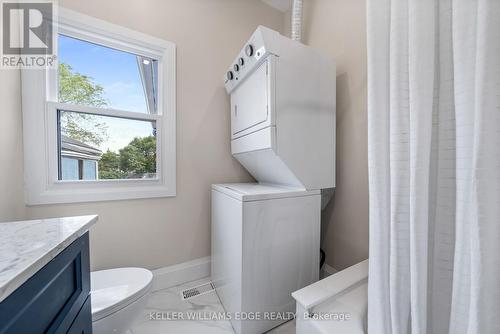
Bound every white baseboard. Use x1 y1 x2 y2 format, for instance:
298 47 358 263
151 256 211 291
152 257 336 291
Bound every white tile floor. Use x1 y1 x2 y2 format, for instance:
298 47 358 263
130 277 296 334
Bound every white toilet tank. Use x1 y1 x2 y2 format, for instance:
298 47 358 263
224 26 336 190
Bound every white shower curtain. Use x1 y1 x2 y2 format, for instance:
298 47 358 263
367 0 500 333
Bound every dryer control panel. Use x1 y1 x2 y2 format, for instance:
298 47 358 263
224 26 278 93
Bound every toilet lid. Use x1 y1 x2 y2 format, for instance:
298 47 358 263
91 267 153 321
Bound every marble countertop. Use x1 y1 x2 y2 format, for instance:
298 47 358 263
0 215 98 303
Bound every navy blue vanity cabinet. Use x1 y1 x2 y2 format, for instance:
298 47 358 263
0 233 92 334
66 297 92 334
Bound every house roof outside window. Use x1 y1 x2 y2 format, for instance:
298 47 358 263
61 135 102 161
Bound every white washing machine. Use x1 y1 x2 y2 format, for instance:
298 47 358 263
212 26 336 334
211 183 320 334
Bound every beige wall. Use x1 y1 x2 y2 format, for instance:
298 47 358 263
286 0 369 270
0 0 368 272
2 0 285 270
0 69 25 222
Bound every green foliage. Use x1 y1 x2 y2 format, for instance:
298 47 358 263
59 62 107 107
98 137 156 179
100 150 120 171
98 150 126 179
99 170 127 180
119 136 156 174
58 62 109 146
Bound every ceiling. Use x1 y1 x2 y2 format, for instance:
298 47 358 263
261 0 292 13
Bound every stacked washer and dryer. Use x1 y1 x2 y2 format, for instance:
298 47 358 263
211 26 336 334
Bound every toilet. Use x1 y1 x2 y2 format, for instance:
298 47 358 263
91 267 153 334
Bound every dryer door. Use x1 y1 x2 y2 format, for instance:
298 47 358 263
230 57 273 139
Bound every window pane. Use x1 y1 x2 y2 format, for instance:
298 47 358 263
61 157 79 180
58 110 157 180
58 34 158 114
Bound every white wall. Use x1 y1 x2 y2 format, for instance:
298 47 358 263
0 0 285 271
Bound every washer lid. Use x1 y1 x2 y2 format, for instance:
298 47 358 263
212 183 319 202
91 267 153 321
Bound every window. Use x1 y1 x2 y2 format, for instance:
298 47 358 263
22 8 176 205
56 34 160 182
58 110 157 180
58 34 158 114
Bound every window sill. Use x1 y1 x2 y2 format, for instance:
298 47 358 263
26 181 175 205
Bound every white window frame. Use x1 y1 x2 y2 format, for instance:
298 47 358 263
22 8 176 205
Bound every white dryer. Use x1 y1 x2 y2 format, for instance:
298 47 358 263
225 26 336 189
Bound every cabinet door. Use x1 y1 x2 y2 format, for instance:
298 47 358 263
0 233 90 334
67 297 92 334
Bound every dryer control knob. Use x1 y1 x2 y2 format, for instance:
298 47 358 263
226 71 234 80
238 57 245 66
233 64 240 72
245 44 254 57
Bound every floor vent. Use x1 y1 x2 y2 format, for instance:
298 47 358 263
181 282 216 300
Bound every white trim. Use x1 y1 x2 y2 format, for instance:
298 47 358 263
151 257 211 292
57 8 174 57
50 102 160 122
261 0 292 13
292 259 368 311
22 7 176 205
